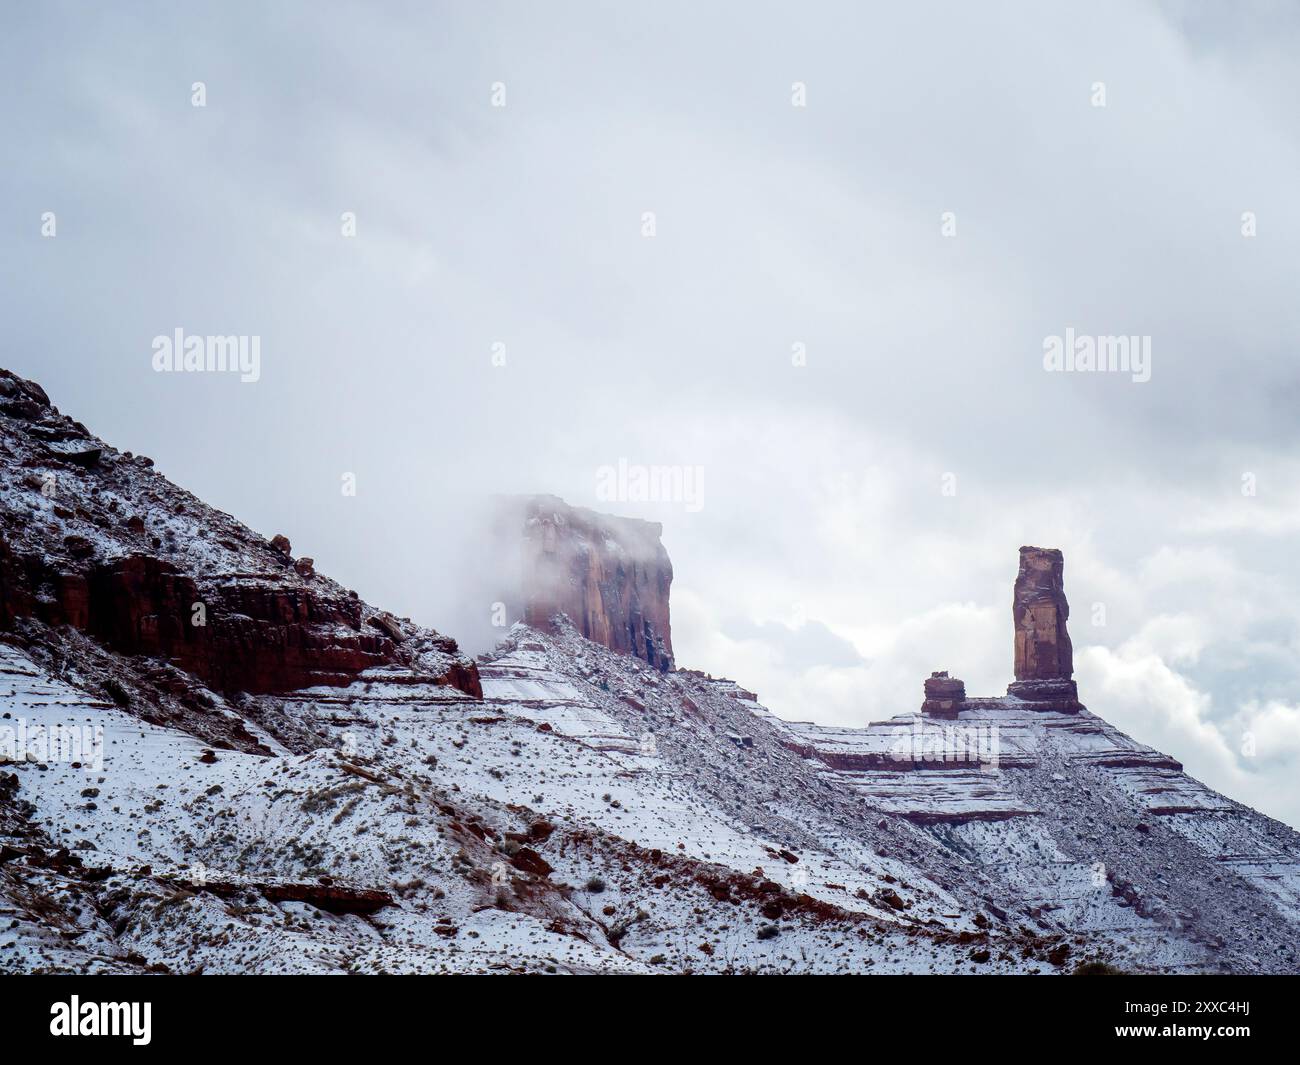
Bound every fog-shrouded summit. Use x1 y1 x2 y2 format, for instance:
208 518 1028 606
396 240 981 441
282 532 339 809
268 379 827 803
495 494 674 672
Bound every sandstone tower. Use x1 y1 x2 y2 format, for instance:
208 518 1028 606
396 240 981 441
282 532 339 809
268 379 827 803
1007 545 1081 710
498 495 675 672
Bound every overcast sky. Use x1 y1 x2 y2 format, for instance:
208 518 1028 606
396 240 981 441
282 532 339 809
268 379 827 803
5 1 1300 826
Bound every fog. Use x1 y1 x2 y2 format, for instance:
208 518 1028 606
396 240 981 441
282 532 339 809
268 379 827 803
5 1 1300 824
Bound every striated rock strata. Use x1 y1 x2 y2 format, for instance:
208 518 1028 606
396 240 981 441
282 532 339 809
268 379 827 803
499 495 674 671
0 367 481 701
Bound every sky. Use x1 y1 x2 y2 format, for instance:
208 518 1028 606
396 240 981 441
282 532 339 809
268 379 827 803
4 1 1300 826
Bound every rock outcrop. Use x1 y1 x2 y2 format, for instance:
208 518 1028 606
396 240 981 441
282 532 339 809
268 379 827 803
921 671 964 718
1007 546 1080 710
1012 546 1073 680
499 495 674 671
0 367 481 701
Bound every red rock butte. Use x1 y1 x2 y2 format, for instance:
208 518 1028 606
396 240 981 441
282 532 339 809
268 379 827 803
499 495 674 672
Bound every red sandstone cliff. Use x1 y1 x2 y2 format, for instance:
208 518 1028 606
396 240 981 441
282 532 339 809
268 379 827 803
499 495 674 671
0 368 481 711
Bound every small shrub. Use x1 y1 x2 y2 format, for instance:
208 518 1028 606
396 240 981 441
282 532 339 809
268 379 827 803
1074 960 1125 975
103 678 130 707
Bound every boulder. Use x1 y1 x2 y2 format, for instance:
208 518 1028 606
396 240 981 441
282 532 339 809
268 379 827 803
922 671 965 717
367 612 404 641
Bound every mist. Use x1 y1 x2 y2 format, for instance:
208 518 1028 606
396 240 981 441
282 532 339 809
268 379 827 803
5 0 1300 825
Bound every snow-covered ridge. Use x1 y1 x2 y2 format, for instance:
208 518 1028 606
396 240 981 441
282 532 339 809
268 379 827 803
3 367 1300 973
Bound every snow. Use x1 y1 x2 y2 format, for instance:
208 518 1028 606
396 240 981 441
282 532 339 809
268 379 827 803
5 568 1300 974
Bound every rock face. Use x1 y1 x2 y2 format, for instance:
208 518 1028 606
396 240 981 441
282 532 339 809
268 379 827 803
0 367 481 703
921 671 964 718
1008 546 1080 710
501 495 674 671
1012 546 1072 681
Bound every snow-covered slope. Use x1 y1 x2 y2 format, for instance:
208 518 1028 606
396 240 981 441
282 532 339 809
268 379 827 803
0 633 1032 974
3 366 1299 974
7 614 1300 974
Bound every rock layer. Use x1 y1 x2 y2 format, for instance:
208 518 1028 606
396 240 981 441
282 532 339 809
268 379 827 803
0 367 481 700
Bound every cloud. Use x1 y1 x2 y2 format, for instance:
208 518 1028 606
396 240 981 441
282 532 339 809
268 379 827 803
720 616 866 671
1077 644 1232 776
1078 643 1300 829
1235 700 1300 769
